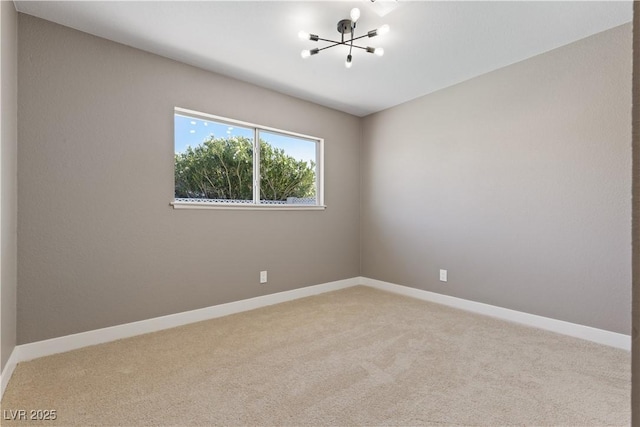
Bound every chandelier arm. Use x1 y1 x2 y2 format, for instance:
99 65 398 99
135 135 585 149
348 33 370 43
346 44 369 51
316 37 344 44
349 29 354 56
316 33 368 44
318 44 370 52
314 39 371 52
316 42 343 52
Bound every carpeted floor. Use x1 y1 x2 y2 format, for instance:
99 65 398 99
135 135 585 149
0 286 630 426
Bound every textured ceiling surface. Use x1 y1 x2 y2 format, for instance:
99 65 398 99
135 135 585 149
15 1 633 116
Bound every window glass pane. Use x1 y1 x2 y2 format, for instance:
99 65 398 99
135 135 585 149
174 114 254 203
259 130 317 205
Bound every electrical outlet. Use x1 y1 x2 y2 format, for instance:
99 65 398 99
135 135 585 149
439 269 448 282
260 270 268 284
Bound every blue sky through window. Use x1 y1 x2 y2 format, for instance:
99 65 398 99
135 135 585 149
174 114 253 154
175 114 316 164
259 131 316 165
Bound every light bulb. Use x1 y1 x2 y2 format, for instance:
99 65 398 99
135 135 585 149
298 30 310 40
378 24 390 36
345 54 353 69
350 8 361 22
301 49 311 59
374 47 384 57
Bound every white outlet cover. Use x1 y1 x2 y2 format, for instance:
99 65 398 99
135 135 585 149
260 271 267 283
439 269 448 282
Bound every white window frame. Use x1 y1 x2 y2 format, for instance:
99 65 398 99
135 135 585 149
171 107 325 210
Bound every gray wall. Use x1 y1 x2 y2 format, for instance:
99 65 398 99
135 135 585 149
361 24 632 335
15 12 634 346
631 3 638 423
1 1 18 372
17 15 361 344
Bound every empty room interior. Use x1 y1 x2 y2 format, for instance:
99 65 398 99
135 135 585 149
1 1 639 425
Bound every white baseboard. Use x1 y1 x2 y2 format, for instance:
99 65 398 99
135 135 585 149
360 277 631 351
2 275 629 401
0 348 19 399
0 277 358 400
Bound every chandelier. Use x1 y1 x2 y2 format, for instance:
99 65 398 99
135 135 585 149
298 8 389 69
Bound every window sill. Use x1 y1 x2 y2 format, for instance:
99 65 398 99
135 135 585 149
171 201 326 211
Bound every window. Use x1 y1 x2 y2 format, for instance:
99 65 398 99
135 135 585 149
172 107 324 209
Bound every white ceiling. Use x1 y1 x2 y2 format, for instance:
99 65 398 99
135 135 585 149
14 1 633 117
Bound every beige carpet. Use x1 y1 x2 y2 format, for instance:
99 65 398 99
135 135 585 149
0 286 630 426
